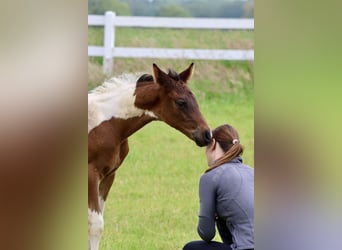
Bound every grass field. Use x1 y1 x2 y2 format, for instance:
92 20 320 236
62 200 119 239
88 27 254 249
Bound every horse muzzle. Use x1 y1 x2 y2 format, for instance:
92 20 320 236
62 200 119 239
192 129 212 147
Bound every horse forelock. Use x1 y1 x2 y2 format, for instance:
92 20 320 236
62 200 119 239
167 69 180 81
137 74 154 83
88 72 157 133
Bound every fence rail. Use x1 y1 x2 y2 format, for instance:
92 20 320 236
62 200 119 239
88 12 254 75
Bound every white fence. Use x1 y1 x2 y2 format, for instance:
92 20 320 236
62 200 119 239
88 11 254 75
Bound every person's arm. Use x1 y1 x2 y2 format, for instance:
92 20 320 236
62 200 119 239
216 217 233 244
197 174 216 242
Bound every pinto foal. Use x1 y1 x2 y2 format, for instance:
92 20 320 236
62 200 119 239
88 63 211 250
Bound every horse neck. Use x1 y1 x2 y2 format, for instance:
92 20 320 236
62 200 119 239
88 77 158 134
112 114 156 140
116 82 161 139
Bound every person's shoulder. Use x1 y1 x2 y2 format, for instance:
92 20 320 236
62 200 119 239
199 171 216 187
200 170 214 180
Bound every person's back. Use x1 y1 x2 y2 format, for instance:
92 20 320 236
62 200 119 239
199 158 254 249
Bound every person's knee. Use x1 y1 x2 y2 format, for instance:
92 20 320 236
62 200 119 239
182 242 191 250
183 241 205 250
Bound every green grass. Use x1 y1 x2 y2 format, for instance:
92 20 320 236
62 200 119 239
88 27 253 249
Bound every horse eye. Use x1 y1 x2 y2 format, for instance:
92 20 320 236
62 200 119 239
176 99 187 109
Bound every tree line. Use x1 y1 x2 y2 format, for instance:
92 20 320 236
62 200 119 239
89 0 254 18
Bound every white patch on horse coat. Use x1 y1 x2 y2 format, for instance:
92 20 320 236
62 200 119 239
99 196 105 214
88 73 157 133
88 208 104 250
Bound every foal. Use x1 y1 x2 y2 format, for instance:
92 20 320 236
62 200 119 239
88 63 211 250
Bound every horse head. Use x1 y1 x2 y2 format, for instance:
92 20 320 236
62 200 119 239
135 63 211 147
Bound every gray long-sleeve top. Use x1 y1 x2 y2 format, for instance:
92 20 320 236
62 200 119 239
197 156 254 250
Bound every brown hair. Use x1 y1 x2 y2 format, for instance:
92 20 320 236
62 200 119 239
205 124 244 173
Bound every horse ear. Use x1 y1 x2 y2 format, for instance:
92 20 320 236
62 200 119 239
152 63 169 85
179 63 195 83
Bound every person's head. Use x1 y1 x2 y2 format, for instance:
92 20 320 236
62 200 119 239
205 124 244 172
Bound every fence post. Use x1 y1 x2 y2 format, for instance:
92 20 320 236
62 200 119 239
103 11 115 76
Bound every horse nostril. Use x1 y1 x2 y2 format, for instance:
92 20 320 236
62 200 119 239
204 130 211 143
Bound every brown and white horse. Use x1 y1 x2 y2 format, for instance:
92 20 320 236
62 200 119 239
88 63 211 250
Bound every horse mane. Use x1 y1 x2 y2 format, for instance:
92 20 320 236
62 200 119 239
88 71 168 133
89 73 142 95
88 72 144 133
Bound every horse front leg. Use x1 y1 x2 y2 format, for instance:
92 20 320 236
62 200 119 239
99 139 129 209
88 163 103 250
88 139 129 250
98 172 115 215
